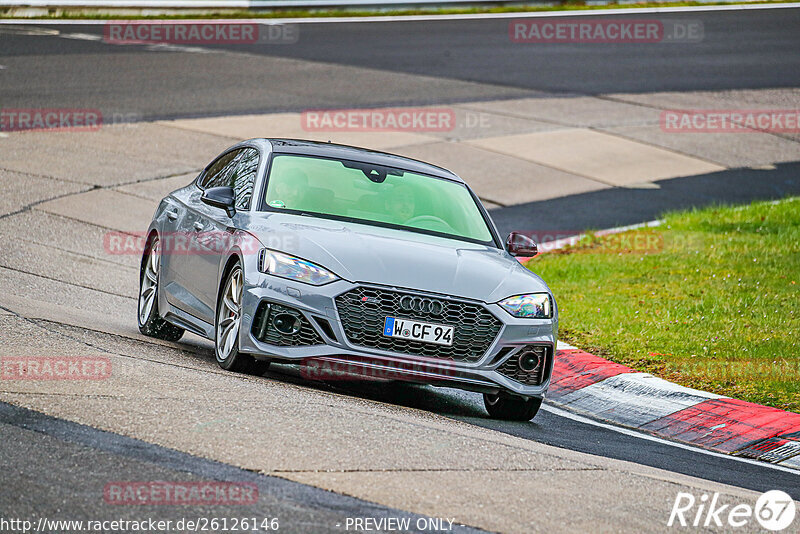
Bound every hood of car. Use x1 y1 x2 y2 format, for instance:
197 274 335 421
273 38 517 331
246 213 549 303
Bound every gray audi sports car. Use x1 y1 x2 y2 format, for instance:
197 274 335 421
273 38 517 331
138 139 557 420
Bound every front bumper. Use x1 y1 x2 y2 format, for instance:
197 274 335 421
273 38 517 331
238 272 558 398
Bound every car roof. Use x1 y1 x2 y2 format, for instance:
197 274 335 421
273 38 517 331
248 138 462 182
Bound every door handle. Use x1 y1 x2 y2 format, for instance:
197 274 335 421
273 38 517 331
193 222 205 231
166 209 178 221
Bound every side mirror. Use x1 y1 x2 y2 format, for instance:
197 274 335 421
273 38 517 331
201 186 236 218
506 232 538 257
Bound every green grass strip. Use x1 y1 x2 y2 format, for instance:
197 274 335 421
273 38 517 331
527 197 800 411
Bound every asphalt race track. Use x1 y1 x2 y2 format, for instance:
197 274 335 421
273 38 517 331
1 9 800 115
1 6 799 532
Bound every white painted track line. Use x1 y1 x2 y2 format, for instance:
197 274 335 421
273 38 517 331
541 403 800 475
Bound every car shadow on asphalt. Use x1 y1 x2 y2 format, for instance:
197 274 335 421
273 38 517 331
489 160 800 237
173 337 521 423
263 363 496 420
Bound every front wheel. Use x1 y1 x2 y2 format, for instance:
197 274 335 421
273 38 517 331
483 392 542 421
215 263 270 376
138 237 184 342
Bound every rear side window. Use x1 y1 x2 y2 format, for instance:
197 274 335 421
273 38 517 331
197 148 260 210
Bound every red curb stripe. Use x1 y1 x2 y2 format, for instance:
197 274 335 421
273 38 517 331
549 349 635 399
736 438 790 458
640 398 800 453
737 437 800 464
760 440 800 463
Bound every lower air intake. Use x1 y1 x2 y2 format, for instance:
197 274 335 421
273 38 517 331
252 302 324 346
496 345 550 386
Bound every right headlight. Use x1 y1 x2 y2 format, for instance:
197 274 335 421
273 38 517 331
498 293 553 319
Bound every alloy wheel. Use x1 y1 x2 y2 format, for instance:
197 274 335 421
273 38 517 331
138 238 160 326
217 267 243 361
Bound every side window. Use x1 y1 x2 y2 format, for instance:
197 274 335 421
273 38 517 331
231 148 260 211
197 149 242 190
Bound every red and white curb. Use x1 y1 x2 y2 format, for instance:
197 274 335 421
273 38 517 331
551 343 800 469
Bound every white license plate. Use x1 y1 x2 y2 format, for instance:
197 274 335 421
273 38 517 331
382 317 454 346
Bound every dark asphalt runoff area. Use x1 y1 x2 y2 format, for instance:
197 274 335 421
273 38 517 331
490 161 800 236
1 9 799 116
0 401 484 533
265 365 800 501
1 7 799 526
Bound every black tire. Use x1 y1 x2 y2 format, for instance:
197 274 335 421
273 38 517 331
215 263 270 376
137 236 184 342
483 392 542 421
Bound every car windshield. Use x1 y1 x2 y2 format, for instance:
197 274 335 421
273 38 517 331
263 154 494 244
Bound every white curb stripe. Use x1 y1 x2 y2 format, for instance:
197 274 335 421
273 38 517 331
778 453 800 468
541 403 800 475
556 341 578 350
553 372 724 428
762 441 800 463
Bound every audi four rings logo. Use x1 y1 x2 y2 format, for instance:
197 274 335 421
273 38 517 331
399 296 445 315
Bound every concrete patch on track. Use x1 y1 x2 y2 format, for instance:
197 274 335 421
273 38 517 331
0 234 137 298
424 104 561 141
0 168 87 217
0 124 230 186
37 188 159 231
608 88 800 147
158 112 441 151
114 171 199 201
461 96 660 129
0 210 139 269
602 124 800 168
0 269 137 333
393 142 609 206
466 128 726 187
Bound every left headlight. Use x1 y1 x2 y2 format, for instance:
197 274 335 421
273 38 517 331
498 293 553 319
258 249 339 286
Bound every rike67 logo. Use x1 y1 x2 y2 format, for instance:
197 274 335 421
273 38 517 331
669 490 796 531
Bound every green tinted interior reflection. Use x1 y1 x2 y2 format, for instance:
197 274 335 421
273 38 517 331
264 154 493 243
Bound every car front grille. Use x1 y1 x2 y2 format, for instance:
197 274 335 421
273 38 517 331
496 345 550 386
334 286 502 363
251 302 324 346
